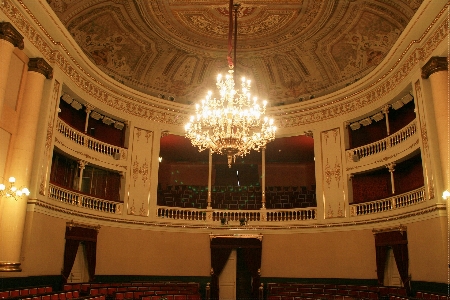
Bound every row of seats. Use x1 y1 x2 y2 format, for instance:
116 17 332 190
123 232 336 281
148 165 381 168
63 282 201 300
64 282 198 294
0 287 53 299
0 290 83 300
266 283 407 300
161 185 315 193
416 292 450 300
158 185 316 210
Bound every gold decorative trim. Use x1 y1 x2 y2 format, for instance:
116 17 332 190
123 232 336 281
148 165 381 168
421 56 448 79
31 198 445 231
28 57 53 79
1 0 447 129
372 224 406 234
0 262 22 272
209 234 263 241
0 21 24 49
67 220 101 232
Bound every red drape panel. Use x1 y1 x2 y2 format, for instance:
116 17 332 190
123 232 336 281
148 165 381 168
392 243 410 293
61 239 80 282
242 247 262 298
85 241 97 282
210 237 262 300
375 245 388 285
63 226 98 283
374 230 410 294
210 248 233 300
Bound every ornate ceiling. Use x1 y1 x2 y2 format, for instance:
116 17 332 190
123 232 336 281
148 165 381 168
47 0 422 106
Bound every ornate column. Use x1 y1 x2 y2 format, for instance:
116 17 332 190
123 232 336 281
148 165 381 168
207 149 212 208
421 57 449 200
84 105 94 134
77 160 88 191
386 163 396 195
0 22 24 120
0 58 53 272
381 105 390 136
261 147 266 209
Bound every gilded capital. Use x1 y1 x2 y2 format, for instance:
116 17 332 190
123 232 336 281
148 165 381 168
28 58 53 79
0 22 24 50
421 56 448 79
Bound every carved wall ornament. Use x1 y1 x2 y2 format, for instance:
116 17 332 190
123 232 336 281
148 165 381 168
414 80 435 200
28 57 53 79
324 157 341 188
327 204 334 218
421 56 448 79
0 21 24 49
337 202 344 218
161 130 170 138
145 130 153 143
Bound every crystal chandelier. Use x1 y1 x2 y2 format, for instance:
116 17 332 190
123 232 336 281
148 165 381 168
0 177 30 201
185 1 276 167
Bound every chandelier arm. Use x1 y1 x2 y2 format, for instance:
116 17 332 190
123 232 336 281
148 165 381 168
233 2 239 82
227 0 234 69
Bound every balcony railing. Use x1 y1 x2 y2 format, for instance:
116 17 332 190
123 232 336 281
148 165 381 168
350 187 425 216
48 183 123 214
56 118 127 160
157 206 317 222
347 120 417 161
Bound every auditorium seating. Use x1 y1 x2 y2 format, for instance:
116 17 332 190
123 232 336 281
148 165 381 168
63 282 201 300
157 185 317 210
265 283 413 300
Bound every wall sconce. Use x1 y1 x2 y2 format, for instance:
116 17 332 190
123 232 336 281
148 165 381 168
158 157 162 163
0 177 30 200
442 190 450 200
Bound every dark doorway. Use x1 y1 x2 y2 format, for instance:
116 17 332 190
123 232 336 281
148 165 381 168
236 248 253 300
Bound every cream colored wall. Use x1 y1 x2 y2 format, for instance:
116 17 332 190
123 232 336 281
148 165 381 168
261 229 376 279
407 217 449 283
20 212 66 276
16 211 449 284
95 226 211 276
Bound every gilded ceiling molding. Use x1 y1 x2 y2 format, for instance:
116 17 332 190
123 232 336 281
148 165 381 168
1 0 187 125
28 57 53 79
277 8 449 126
0 21 24 49
421 56 448 79
2 0 448 129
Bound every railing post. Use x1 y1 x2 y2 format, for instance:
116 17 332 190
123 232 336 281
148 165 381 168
205 282 210 300
259 283 264 300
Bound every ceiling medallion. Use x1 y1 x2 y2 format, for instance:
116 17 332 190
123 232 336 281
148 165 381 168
185 0 276 167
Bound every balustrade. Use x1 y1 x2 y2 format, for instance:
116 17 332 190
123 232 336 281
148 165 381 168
350 187 425 216
48 183 121 214
57 118 127 159
348 120 417 161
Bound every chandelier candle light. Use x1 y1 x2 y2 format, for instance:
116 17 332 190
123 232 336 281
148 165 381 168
0 177 30 201
185 1 276 167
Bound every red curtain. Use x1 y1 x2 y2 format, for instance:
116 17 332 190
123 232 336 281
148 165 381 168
374 230 410 294
210 237 262 300
62 226 98 283
210 248 233 300
61 239 80 282
352 169 391 203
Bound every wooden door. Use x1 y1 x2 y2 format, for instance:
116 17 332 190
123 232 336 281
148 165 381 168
68 243 88 283
219 249 237 300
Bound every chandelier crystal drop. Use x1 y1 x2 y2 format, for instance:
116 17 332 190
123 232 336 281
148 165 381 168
184 1 276 167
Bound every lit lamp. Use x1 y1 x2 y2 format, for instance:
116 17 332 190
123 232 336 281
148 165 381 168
0 177 30 200
442 190 450 200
